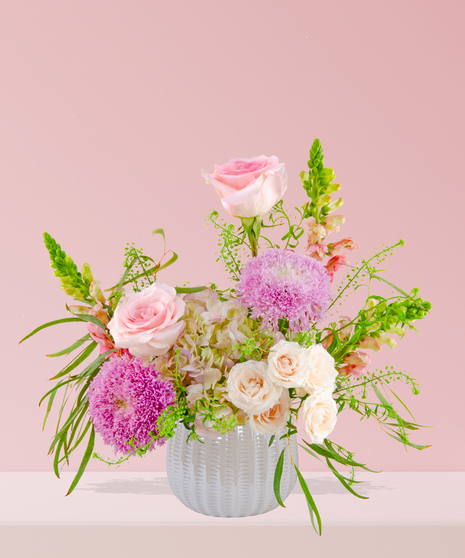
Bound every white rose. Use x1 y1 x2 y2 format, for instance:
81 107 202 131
302 392 338 445
227 360 282 414
303 344 338 394
267 340 310 388
248 389 291 435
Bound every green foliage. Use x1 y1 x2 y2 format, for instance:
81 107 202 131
300 138 343 224
43 232 93 301
207 210 249 281
120 243 155 292
267 200 306 250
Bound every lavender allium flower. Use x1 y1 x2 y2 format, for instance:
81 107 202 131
88 355 175 454
237 249 331 331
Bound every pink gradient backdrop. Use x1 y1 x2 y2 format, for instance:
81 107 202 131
1 0 464 473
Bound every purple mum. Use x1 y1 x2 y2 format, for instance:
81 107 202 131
237 249 332 332
88 354 175 455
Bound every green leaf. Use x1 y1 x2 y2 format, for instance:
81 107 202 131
294 464 322 535
46 335 91 357
387 387 417 421
19 318 83 344
108 256 138 292
49 405 84 453
175 286 207 294
69 419 92 454
372 385 390 407
371 274 409 298
65 406 88 455
66 426 95 496
49 342 97 380
53 436 64 478
39 377 76 407
72 350 110 380
325 459 368 499
268 435 275 447
152 228 166 250
157 251 178 272
273 448 286 507
296 442 323 461
70 312 106 332
42 390 57 430
385 431 431 450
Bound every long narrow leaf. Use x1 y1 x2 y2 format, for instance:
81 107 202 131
387 387 417 421
53 436 64 478
109 256 138 292
19 318 83 344
46 335 91 357
371 274 410 297
39 377 77 407
70 313 106 332
42 390 57 430
294 464 322 535
372 385 391 407
66 426 95 496
49 342 97 380
49 405 84 453
68 419 92 454
273 448 286 507
175 286 207 294
303 441 365 468
152 228 166 250
72 349 114 381
65 406 88 455
157 251 178 272
385 430 431 450
325 459 368 499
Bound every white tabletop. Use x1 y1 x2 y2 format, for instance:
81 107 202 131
1 471 463 527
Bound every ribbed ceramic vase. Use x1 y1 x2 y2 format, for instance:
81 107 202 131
166 422 298 517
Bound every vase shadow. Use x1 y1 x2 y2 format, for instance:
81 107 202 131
76 476 173 495
292 475 393 496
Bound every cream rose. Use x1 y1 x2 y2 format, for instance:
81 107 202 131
303 344 338 394
302 392 337 445
203 155 287 218
248 389 291 435
268 340 310 388
108 283 185 358
227 360 282 414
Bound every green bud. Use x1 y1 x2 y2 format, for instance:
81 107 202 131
64 287 82 298
82 263 94 285
315 194 332 207
327 198 344 213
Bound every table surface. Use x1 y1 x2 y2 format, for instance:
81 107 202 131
1 472 463 527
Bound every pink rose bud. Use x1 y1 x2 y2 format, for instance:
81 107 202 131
203 155 287 218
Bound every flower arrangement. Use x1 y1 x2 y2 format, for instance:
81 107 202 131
21 140 431 534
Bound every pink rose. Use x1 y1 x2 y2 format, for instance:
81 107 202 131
203 155 287 218
108 283 185 358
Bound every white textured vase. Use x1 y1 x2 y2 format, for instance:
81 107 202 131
166 422 298 517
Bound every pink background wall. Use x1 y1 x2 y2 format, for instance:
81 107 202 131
1 0 464 473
